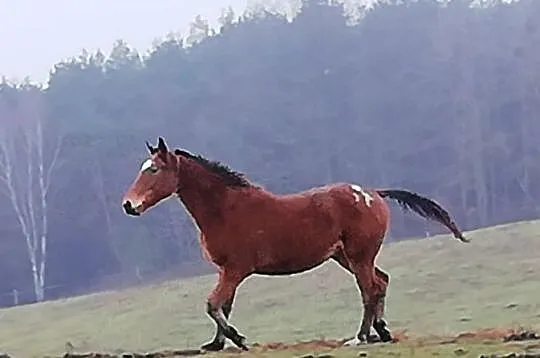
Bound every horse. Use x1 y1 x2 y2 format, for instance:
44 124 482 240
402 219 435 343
121 137 468 352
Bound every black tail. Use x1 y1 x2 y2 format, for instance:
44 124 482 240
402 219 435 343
376 189 468 243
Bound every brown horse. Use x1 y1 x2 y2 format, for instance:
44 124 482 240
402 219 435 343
121 137 468 352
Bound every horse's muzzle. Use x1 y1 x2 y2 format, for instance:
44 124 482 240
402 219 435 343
122 200 142 216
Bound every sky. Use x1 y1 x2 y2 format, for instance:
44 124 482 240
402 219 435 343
0 0 252 83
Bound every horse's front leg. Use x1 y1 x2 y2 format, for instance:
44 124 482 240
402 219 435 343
203 268 248 351
200 295 235 351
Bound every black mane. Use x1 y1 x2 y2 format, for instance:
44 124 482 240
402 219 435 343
174 149 251 188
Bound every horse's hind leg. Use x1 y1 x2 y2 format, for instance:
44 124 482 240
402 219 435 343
333 250 392 345
334 254 393 343
203 268 248 351
373 267 392 342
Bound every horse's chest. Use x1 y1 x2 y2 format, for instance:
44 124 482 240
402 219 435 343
200 234 231 267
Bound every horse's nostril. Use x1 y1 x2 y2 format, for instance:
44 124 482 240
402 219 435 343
122 200 141 216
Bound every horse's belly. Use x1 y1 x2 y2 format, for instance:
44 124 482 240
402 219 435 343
254 260 327 276
254 238 343 276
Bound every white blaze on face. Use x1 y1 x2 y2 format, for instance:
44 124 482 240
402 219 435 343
140 158 153 172
350 184 374 207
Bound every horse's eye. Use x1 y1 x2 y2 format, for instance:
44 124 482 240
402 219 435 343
148 166 159 174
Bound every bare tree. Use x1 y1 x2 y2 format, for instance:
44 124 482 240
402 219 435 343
0 86 62 302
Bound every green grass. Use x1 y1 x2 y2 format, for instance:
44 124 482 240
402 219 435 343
1 219 539 358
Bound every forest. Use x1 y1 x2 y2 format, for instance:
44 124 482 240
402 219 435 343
1 0 539 307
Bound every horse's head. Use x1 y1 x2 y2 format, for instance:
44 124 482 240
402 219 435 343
122 137 179 216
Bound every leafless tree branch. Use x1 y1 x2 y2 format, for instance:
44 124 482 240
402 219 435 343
44 133 63 195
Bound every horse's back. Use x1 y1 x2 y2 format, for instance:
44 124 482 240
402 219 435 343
268 182 385 215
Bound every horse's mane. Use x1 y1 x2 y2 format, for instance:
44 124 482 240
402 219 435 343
174 149 251 188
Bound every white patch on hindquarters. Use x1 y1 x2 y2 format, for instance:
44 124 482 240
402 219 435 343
350 184 374 207
140 158 153 172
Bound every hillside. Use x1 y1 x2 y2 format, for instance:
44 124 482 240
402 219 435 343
0 219 539 357
3 0 540 302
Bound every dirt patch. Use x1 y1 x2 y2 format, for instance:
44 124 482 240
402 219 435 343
253 338 348 351
438 328 540 345
220 328 539 354
58 350 204 358
223 330 410 353
503 330 540 342
6 327 538 358
479 352 540 358
440 327 517 344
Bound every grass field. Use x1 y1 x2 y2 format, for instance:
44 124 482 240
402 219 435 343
1 219 539 358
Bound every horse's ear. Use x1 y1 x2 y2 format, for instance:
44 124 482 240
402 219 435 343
157 137 168 153
146 141 157 154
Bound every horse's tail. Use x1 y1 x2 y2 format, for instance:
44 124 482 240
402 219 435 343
376 189 468 243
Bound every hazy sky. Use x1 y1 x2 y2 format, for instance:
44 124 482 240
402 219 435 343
0 0 251 83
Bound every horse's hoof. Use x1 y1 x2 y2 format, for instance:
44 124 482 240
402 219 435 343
379 330 394 343
200 339 225 352
373 320 393 343
231 333 249 351
225 326 249 351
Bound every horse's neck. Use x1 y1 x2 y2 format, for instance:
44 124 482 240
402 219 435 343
175 177 227 232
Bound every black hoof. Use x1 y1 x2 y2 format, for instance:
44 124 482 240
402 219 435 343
200 339 225 352
225 325 249 351
373 319 394 343
378 329 394 343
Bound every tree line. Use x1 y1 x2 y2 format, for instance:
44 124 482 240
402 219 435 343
1 0 539 306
